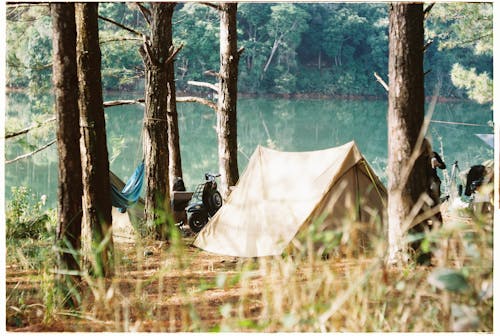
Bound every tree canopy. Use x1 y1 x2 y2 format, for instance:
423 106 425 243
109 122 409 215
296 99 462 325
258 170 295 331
6 2 493 103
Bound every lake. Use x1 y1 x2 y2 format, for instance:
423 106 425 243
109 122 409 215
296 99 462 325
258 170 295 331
5 91 494 209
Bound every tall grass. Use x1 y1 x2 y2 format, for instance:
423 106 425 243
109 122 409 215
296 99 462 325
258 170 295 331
5 185 493 332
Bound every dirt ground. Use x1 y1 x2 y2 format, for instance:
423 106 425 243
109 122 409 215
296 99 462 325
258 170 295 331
5 234 270 332
5 204 493 332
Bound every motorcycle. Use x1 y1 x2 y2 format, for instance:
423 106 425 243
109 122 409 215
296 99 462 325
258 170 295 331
186 173 223 233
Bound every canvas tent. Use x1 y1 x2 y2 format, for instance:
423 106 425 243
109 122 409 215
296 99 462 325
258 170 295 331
194 141 387 257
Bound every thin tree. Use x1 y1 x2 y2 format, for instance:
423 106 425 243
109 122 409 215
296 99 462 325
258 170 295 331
139 3 179 239
180 3 242 198
217 2 241 198
163 4 184 193
387 3 426 264
76 2 114 276
51 2 83 307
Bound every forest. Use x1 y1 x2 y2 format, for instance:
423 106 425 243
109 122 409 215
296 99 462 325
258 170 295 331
4 2 494 333
6 2 493 100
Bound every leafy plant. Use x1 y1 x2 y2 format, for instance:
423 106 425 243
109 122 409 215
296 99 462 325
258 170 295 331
6 186 54 239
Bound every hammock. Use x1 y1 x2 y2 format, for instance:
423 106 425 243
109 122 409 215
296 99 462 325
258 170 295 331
111 161 145 213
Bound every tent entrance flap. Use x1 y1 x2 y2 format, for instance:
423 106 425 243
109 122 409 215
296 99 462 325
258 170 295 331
193 141 387 258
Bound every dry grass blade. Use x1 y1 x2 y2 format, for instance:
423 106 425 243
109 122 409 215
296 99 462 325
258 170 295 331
318 257 383 332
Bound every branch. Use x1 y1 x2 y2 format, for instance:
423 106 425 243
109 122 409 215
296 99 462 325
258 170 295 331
177 96 217 111
204 70 221 79
455 33 492 47
237 46 245 57
424 3 435 19
200 2 222 11
5 116 56 140
103 99 145 108
139 39 155 69
187 80 219 93
6 99 144 140
166 44 184 65
373 72 389 92
103 96 218 111
135 2 151 25
98 15 144 37
423 40 433 52
99 37 142 45
5 139 56 164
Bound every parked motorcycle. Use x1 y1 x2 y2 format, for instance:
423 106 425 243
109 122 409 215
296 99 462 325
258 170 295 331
186 173 223 233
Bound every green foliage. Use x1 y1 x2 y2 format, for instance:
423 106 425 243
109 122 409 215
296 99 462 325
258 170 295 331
7 5 52 93
99 3 146 90
426 3 492 105
427 3 492 55
5 3 492 98
6 186 55 240
450 64 493 104
174 3 220 92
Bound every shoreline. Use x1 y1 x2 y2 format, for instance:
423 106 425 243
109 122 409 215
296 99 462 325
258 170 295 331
6 86 469 104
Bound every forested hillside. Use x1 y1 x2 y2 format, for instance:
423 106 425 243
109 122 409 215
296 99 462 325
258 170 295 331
7 2 492 100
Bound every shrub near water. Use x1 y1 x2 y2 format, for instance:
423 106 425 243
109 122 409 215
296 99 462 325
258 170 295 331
6 186 58 328
6 186 54 239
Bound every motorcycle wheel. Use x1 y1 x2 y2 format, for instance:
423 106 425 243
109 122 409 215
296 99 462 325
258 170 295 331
188 211 208 233
207 191 223 216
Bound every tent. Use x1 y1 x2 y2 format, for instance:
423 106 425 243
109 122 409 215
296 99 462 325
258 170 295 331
194 141 387 257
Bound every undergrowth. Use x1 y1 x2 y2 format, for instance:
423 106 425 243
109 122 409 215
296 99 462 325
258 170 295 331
5 186 493 332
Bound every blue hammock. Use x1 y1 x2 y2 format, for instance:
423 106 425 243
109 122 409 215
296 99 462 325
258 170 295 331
111 161 145 213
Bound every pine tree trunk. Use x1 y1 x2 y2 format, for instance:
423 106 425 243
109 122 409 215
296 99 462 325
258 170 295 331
75 3 114 277
387 3 425 264
164 4 183 193
218 3 240 198
140 3 172 239
51 2 82 306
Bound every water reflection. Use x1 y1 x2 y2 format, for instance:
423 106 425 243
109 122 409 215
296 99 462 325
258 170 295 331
5 92 493 209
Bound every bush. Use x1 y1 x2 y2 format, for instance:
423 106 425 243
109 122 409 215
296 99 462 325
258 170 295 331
6 186 54 239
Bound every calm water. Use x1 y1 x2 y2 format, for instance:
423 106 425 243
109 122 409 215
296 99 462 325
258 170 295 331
5 92 494 208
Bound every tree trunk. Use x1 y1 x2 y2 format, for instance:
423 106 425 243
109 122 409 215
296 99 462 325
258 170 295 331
51 2 82 307
217 3 240 199
75 2 114 277
387 3 425 264
140 3 172 239
164 3 184 194
263 36 280 74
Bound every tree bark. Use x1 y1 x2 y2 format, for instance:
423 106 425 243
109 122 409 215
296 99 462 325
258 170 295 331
75 2 114 277
51 2 82 307
387 3 425 264
140 3 172 239
164 3 184 194
217 3 240 199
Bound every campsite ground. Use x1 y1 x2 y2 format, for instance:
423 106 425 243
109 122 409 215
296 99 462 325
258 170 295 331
6 237 404 332
5 205 494 332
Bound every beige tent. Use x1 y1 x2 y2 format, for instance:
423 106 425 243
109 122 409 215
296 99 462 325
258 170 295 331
194 141 387 257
